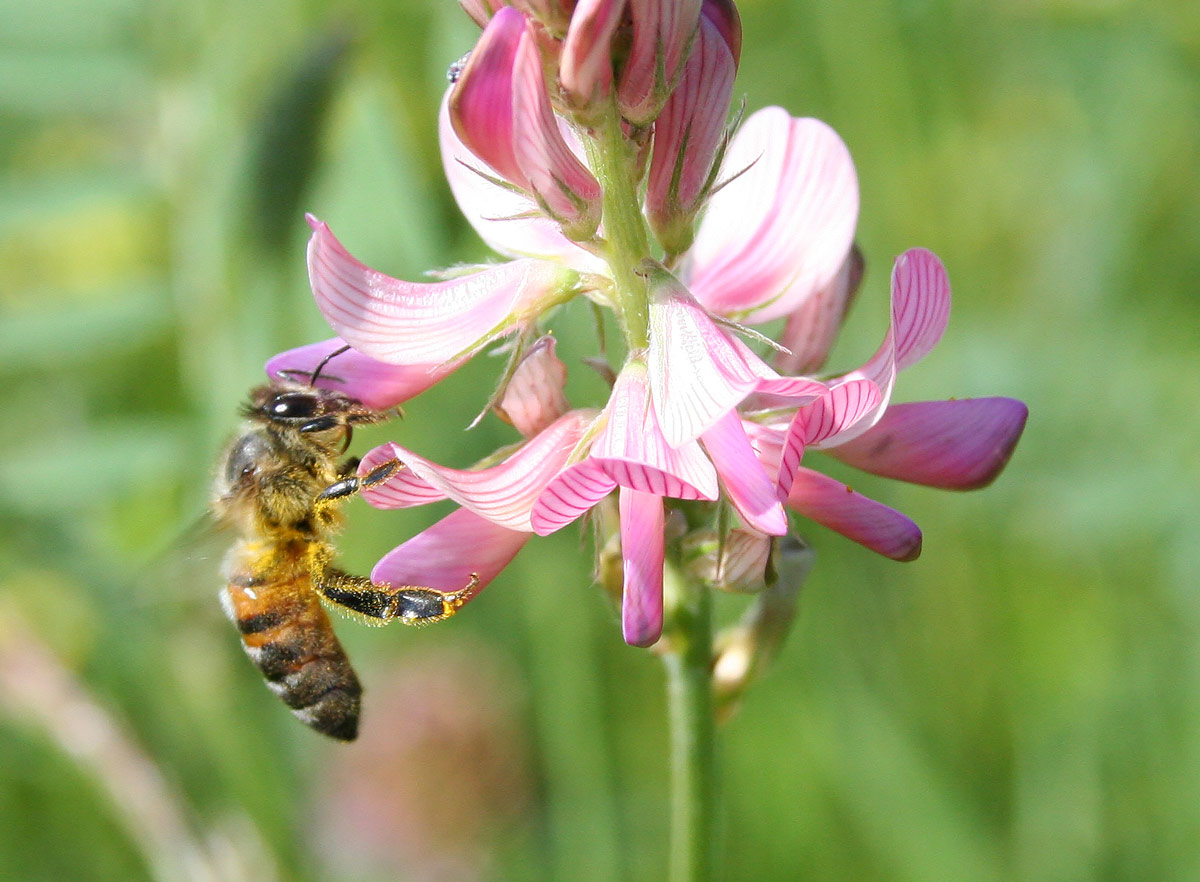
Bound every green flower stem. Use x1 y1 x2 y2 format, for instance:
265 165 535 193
583 104 652 351
662 560 717 882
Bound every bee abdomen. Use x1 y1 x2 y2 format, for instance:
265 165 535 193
223 580 363 741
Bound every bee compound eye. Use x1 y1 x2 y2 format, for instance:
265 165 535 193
268 391 319 420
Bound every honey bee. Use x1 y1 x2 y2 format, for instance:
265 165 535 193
212 355 479 740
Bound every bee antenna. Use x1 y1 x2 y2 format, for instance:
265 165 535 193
309 344 352 387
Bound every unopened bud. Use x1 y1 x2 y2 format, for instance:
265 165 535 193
495 335 570 437
560 0 627 119
645 11 736 257
618 0 703 125
712 536 813 720
681 527 772 593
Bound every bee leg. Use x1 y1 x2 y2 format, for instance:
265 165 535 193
313 459 402 514
313 568 482 626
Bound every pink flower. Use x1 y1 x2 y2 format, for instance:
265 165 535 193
267 0 1026 649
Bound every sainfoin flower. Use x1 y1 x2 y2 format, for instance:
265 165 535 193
268 0 1027 648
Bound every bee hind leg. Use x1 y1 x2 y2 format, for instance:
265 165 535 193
314 567 481 626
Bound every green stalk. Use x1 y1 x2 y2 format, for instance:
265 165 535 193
662 560 717 882
582 103 653 351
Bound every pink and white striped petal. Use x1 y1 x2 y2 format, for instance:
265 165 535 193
560 0 627 109
531 363 720 534
645 266 768 446
619 487 665 646
372 506 529 595
360 410 595 531
685 108 858 323
512 28 603 239
835 248 952 438
439 91 607 271
592 361 720 499
264 338 462 410
700 410 787 535
785 467 922 562
447 6 528 188
618 0 703 124
530 458 618 535
775 378 881 498
307 216 574 365
825 397 1028 490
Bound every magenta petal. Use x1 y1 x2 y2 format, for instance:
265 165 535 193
889 248 951 372
448 6 528 188
619 487 665 647
359 410 593 530
264 338 462 410
826 397 1028 490
700 410 787 535
307 217 570 364
439 92 606 270
785 467 922 561
774 245 864 375
686 108 858 323
512 29 602 239
372 507 529 594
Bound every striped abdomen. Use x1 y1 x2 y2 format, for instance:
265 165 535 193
222 573 362 741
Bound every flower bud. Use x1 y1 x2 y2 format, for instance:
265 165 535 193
450 7 603 241
559 0 627 117
495 335 570 437
618 0 702 125
712 536 812 719
681 527 772 593
645 11 736 257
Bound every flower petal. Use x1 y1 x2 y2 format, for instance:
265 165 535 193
495 334 570 438
264 338 462 410
439 91 607 270
593 361 720 499
619 487 665 646
700 410 787 535
307 216 573 364
785 467 922 561
512 28 603 239
825 397 1028 490
530 458 618 535
774 378 881 499
645 265 766 446
773 244 864 375
448 6 528 188
372 506 529 594
686 108 858 323
360 410 595 531
831 248 953 442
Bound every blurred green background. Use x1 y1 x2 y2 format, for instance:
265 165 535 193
2 0 1198 880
